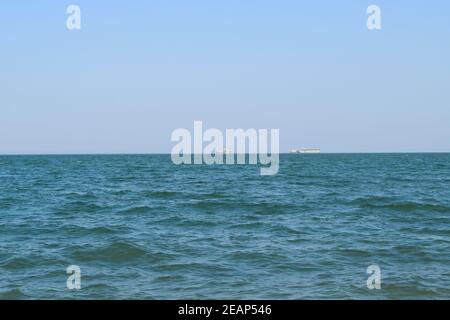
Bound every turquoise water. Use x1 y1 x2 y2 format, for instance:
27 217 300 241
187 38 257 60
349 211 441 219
0 154 449 299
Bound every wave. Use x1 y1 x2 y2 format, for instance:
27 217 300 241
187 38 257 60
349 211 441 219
188 200 297 213
60 225 118 235
1 257 34 270
153 262 231 273
0 288 28 300
351 197 450 212
71 241 149 263
143 191 180 199
118 205 155 215
54 201 107 214
176 219 218 228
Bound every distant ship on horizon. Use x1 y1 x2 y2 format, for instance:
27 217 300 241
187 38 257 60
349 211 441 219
216 148 233 155
289 148 321 154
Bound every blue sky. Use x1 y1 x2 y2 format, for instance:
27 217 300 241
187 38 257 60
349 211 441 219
1 0 449 153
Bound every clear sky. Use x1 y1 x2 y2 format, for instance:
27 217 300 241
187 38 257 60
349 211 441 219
1 0 449 153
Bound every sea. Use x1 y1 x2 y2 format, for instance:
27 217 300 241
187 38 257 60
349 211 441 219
0 154 449 299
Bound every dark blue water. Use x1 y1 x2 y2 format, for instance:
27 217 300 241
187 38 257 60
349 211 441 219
0 154 449 299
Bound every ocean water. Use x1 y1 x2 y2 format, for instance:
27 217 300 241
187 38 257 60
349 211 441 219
0 154 449 300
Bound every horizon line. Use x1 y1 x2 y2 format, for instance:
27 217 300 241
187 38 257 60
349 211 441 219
1 152 449 156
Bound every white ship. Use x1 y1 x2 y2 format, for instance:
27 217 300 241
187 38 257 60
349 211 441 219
216 148 233 155
289 148 321 154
